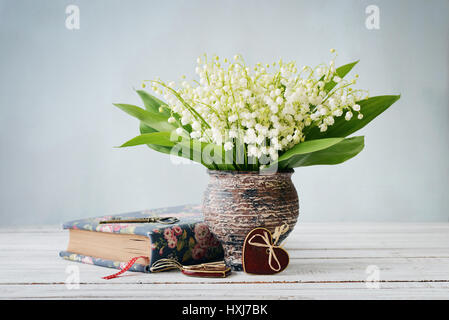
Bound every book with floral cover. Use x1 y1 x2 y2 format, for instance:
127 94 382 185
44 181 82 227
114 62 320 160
59 204 224 272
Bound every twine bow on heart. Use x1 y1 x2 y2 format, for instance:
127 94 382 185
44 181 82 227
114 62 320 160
247 224 289 272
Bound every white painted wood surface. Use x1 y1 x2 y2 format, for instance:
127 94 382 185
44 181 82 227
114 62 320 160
0 223 448 299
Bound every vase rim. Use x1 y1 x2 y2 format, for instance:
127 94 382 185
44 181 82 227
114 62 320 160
207 168 294 175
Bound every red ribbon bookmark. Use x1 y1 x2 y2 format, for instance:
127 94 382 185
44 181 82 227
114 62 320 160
102 256 149 280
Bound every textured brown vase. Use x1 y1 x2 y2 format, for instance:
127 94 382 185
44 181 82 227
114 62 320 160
202 169 299 270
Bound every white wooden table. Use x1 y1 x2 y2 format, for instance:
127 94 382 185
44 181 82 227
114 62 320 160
1 223 448 299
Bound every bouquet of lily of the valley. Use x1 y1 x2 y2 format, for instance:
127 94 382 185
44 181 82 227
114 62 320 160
115 50 400 171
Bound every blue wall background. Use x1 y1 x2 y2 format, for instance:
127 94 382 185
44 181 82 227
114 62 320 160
0 0 448 226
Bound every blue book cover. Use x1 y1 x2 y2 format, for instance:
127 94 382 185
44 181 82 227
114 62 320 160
59 204 224 272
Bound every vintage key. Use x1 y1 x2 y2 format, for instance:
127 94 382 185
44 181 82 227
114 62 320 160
99 216 179 224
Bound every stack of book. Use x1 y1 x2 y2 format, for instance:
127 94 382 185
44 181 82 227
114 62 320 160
60 204 224 272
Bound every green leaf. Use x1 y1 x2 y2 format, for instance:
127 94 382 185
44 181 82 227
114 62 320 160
285 136 365 168
124 131 226 170
306 95 400 140
323 60 359 92
136 90 171 116
174 138 230 170
188 237 195 248
182 249 192 262
120 129 229 169
139 122 173 154
277 138 344 164
119 132 176 148
115 100 233 168
113 103 175 132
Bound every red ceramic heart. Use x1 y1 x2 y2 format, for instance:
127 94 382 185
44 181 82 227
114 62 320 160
242 227 289 274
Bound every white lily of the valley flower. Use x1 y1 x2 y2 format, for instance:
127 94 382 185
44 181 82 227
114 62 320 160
224 141 234 151
345 111 353 121
168 117 176 124
149 51 367 163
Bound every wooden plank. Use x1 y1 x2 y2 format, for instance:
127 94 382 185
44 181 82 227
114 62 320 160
2 282 449 300
1 223 448 234
1 224 448 299
1 249 449 284
3 227 449 252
